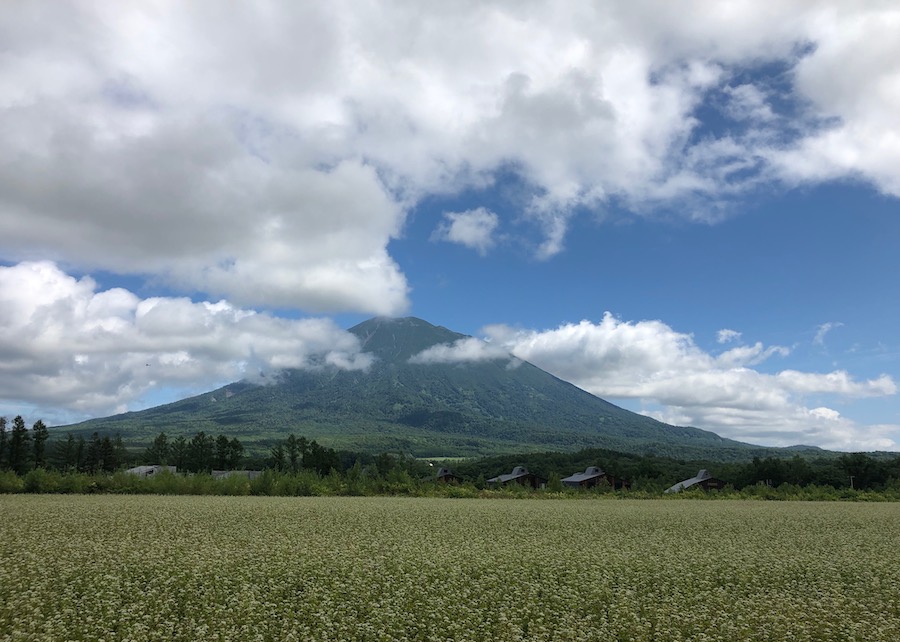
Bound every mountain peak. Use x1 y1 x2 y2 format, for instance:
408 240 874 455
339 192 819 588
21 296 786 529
349 317 467 362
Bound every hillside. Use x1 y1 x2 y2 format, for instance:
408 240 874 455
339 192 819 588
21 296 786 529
57 317 821 460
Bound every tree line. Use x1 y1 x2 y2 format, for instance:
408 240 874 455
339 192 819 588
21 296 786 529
0 416 49 474
4 414 900 495
145 431 244 473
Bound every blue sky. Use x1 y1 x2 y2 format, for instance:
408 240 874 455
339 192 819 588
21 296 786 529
0 2 898 450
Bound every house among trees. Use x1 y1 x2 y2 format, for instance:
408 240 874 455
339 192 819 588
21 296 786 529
125 465 176 478
665 469 726 493
434 467 461 483
487 466 547 489
561 466 630 490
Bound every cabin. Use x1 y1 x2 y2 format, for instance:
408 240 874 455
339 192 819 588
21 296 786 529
561 466 630 490
487 466 547 489
434 467 462 484
125 465 176 478
665 469 726 493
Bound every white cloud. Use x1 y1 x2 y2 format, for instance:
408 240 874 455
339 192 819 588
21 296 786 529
717 329 742 344
409 337 510 365
1 2 899 282
723 84 777 123
814 321 844 346
432 208 500 255
0 262 372 420
481 314 897 450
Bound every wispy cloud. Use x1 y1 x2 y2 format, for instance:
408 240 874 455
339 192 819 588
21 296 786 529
814 321 844 346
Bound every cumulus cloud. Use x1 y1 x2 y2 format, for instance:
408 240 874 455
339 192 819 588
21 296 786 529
1 2 899 282
480 314 897 450
409 337 510 365
0 262 372 421
432 208 500 255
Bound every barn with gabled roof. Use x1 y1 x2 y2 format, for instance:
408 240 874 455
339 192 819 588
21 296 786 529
561 466 629 490
665 469 726 493
487 466 547 489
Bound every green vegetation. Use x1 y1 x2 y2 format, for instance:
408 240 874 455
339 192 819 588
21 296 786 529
5 412 900 498
2 496 899 641
53 317 825 460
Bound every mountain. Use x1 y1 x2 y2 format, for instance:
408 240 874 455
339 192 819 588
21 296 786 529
57 317 818 460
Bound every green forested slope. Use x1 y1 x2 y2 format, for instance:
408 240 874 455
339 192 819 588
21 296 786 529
57 317 820 460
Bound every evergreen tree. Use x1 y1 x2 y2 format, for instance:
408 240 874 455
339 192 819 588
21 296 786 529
305 440 339 476
113 434 129 469
170 436 188 470
83 432 102 473
99 436 117 472
0 417 7 470
215 434 231 470
56 434 77 471
8 416 31 474
74 435 85 472
286 434 300 472
188 432 214 473
227 438 244 470
32 420 49 469
146 432 170 465
271 443 286 471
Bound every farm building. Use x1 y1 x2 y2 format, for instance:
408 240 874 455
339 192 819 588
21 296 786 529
434 467 461 483
665 469 727 493
561 466 630 490
487 466 547 489
125 465 176 478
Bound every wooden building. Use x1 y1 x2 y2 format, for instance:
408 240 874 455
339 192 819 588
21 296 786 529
434 467 462 484
487 466 547 489
561 466 630 490
665 469 726 493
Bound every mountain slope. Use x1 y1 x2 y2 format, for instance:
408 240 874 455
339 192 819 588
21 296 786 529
59 317 816 460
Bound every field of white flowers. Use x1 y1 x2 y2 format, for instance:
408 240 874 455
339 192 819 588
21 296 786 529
1 496 898 641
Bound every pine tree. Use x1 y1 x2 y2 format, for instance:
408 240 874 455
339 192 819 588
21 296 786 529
286 434 300 472
215 434 231 470
83 432 101 473
146 432 170 465
8 416 31 475
113 434 129 469
32 420 49 469
74 435 85 471
189 432 214 473
99 436 116 472
56 434 77 471
271 443 286 471
227 438 244 470
170 436 188 470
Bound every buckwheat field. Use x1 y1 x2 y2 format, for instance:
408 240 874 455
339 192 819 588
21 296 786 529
1 495 899 641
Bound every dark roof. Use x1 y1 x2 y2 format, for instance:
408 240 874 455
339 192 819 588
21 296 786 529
665 469 718 493
435 467 458 478
487 465 539 484
560 466 606 484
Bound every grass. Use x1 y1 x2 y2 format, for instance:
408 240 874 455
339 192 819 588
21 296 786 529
1 496 899 641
